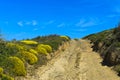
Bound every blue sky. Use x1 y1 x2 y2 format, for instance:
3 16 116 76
0 0 120 40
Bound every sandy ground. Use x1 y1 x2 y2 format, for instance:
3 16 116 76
16 39 120 80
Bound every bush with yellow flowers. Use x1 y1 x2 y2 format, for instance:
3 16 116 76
6 43 26 56
0 67 3 75
37 44 52 53
1 74 14 80
20 40 38 45
7 56 26 76
29 49 38 56
0 67 14 80
36 44 48 55
20 51 38 65
60 36 70 41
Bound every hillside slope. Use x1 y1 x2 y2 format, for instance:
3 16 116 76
84 25 120 75
16 40 119 80
0 35 70 80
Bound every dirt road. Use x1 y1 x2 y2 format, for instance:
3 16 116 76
19 39 120 80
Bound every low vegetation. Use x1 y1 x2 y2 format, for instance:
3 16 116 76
32 34 70 50
0 34 70 79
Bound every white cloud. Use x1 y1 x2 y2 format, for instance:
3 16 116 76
76 17 100 27
57 23 65 27
26 21 31 25
17 20 38 27
75 18 86 27
17 21 23 27
81 21 96 27
74 29 87 32
48 20 54 24
45 20 55 25
33 28 39 31
32 20 37 26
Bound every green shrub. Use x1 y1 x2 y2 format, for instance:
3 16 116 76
32 35 70 51
114 65 120 73
0 40 7 55
74 38 79 41
7 56 26 76
114 42 120 47
20 51 38 65
1 74 14 80
0 55 8 71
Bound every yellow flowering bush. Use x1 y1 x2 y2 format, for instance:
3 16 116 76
29 49 38 56
1 74 14 80
8 56 26 76
38 44 52 53
36 44 48 55
7 43 25 50
20 40 38 45
21 51 38 65
6 43 26 56
60 36 69 41
0 67 3 75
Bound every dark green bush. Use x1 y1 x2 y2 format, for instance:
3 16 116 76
114 42 120 47
74 38 79 41
114 65 120 73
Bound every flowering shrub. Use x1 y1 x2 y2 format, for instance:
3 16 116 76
38 44 52 53
60 36 69 41
7 56 26 76
36 44 48 55
1 74 14 80
0 67 14 80
0 67 3 74
20 51 38 65
21 40 38 45
29 49 38 56
6 43 26 56
7 43 25 50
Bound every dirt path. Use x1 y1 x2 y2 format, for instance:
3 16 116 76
18 39 120 80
